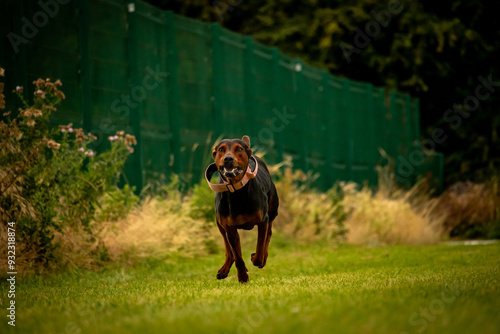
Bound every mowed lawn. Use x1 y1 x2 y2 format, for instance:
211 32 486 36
3 242 500 334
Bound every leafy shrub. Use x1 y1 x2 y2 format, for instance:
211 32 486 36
188 181 216 223
0 68 137 270
93 184 139 223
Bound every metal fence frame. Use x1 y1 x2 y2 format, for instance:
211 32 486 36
0 0 443 192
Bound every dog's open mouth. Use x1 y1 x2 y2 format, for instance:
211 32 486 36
220 166 244 178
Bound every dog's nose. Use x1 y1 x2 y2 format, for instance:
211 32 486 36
224 156 234 164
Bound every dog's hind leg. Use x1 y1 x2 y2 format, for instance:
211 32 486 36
261 190 278 267
262 219 273 267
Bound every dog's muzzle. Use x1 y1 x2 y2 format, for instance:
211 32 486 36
205 156 259 193
220 166 244 178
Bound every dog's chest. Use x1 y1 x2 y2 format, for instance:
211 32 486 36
215 179 268 229
217 211 263 229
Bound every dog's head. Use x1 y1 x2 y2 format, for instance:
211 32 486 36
212 135 253 183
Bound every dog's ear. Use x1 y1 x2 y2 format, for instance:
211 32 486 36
241 135 252 157
242 135 250 147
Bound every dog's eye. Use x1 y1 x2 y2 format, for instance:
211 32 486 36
218 147 224 152
236 147 243 152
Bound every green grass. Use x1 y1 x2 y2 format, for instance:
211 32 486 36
3 242 500 334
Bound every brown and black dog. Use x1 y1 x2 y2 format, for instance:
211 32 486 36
205 136 279 283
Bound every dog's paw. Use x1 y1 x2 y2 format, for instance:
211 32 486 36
216 271 228 280
251 253 265 268
238 270 249 283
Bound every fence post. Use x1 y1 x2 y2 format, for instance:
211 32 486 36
412 97 422 184
366 83 377 185
404 95 413 160
389 90 409 186
388 90 398 158
343 79 354 181
77 0 92 133
125 0 143 191
211 23 223 137
271 47 283 163
322 71 334 187
380 87 389 155
294 59 308 172
166 11 182 176
244 37 257 143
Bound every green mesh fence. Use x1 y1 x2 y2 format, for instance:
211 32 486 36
0 0 443 192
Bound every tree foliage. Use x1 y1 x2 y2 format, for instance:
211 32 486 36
146 0 500 185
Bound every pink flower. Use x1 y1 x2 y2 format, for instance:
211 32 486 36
68 128 74 133
61 128 66 133
108 136 115 141
113 135 119 140
16 86 21 91
78 147 85 152
127 146 134 153
85 150 95 157
35 89 45 99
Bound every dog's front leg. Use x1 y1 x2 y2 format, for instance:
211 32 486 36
216 221 234 279
225 226 249 283
251 214 268 268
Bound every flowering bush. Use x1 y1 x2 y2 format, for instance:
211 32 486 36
0 67 137 268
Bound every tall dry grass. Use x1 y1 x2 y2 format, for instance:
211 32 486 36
341 183 445 245
100 197 217 262
273 167 347 243
435 181 500 235
339 158 446 245
272 156 445 246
